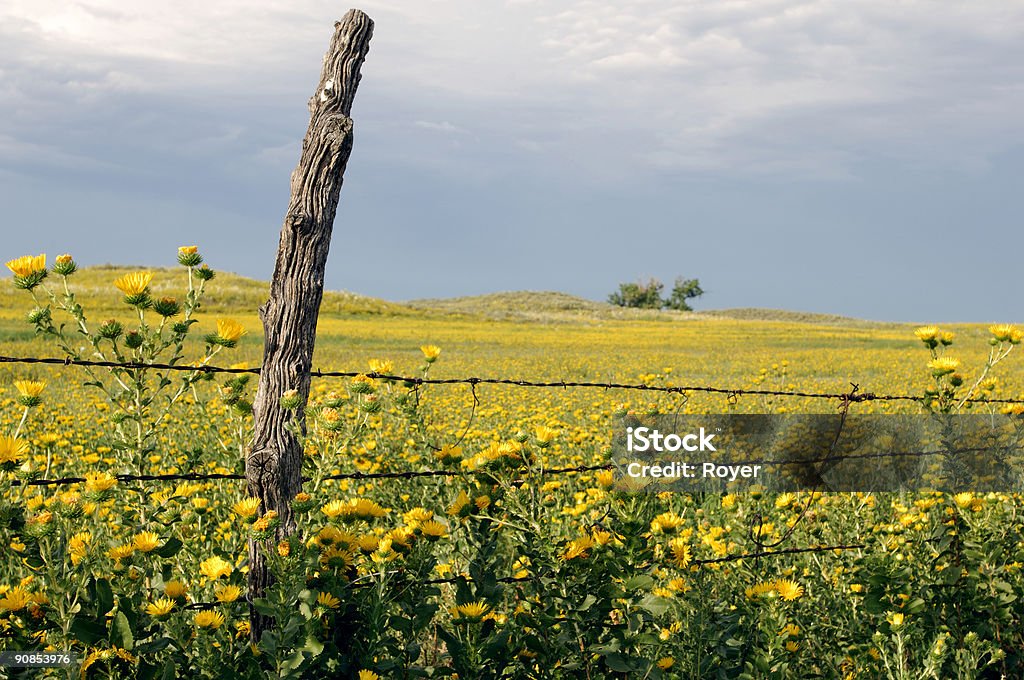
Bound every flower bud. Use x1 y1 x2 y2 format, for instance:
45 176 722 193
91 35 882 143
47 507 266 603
124 330 144 349
98 319 124 340
53 254 77 276
27 307 51 325
177 246 203 268
280 389 302 410
153 297 181 318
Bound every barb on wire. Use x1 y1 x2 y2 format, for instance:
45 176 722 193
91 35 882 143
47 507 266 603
750 383 859 553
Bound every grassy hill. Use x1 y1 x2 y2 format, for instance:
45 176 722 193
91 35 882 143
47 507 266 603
2 268 889 326
0 265 416 320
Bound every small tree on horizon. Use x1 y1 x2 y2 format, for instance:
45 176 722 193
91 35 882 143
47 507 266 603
607 278 665 309
608 276 704 311
665 277 704 311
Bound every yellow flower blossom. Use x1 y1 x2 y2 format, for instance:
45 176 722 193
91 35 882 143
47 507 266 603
199 556 233 580
452 601 490 623
0 587 32 612
133 532 161 553
562 535 596 560
419 520 447 541
113 271 153 296
84 471 117 493
214 585 242 603
367 358 393 374
6 254 46 277
775 579 804 601
164 581 188 599
928 357 960 377
214 319 247 344
0 436 28 465
668 537 692 568
194 610 226 629
232 497 261 519
146 598 177 618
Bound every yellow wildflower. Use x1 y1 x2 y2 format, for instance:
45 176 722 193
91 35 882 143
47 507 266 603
84 471 117 493
13 381 45 408
214 585 242 603
745 582 776 600
0 436 28 465
928 357 960 377
164 581 188 599
232 497 261 519
6 254 46 277
321 500 348 519
213 319 247 345
316 592 342 610
419 520 447 541
0 587 32 612
133 532 161 553
650 512 683 535
562 535 596 560
775 579 804 601
367 358 393 374
668 537 692 568
194 610 226 629
452 601 490 623
421 345 441 362
199 556 233 580
113 271 153 296
146 598 176 618
107 545 134 561
69 532 91 566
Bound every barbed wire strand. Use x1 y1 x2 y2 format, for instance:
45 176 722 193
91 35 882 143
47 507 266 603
4 354 1024 404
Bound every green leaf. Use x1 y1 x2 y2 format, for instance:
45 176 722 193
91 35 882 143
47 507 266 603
303 635 325 657
638 594 672 617
95 578 114 616
110 610 134 650
260 630 279 656
69 614 106 644
135 637 173 655
605 653 644 673
623 575 654 591
252 598 277 617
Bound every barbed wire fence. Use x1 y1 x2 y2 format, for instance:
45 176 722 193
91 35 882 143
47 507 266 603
2 353 1021 593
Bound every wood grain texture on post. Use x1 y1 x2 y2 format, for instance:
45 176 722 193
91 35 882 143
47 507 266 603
247 9 373 640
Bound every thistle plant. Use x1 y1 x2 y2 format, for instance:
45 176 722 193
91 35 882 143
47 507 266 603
915 325 1021 414
5 248 244 515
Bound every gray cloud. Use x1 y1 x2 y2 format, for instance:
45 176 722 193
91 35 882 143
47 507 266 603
0 1 1022 320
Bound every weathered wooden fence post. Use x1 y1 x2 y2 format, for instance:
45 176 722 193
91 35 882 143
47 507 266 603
247 9 373 640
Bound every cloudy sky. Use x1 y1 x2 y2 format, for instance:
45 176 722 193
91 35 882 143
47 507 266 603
2 1 1022 321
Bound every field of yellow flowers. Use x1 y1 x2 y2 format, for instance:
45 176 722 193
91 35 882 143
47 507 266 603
1 251 1023 679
